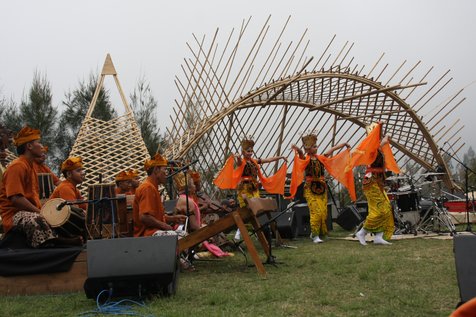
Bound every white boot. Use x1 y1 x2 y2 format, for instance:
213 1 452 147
356 228 368 246
374 232 392 245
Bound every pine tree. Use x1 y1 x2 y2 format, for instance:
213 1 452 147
54 73 116 168
129 77 167 156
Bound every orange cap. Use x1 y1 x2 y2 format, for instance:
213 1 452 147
61 156 83 172
144 153 168 171
13 126 41 147
115 171 130 181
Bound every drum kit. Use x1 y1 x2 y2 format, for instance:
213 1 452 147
386 172 456 235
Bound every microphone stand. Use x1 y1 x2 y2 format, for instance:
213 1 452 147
167 160 198 261
440 147 475 233
58 196 125 239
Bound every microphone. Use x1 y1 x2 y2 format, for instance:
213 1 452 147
167 159 199 178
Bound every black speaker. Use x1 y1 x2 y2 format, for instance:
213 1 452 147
258 210 298 239
293 202 333 236
84 235 179 299
336 205 363 231
355 200 368 220
454 235 476 303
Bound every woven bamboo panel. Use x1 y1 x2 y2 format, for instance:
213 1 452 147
164 17 466 195
69 54 150 196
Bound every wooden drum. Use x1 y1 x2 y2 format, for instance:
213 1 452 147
38 173 54 204
41 198 86 238
87 184 127 238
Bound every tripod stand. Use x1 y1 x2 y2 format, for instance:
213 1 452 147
440 147 475 233
416 194 456 235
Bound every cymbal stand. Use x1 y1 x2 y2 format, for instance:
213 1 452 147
416 190 456 235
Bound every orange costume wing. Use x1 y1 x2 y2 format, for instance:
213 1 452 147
317 149 356 202
350 123 382 168
381 142 401 174
213 155 245 190
287 152 310 199
255 159 288 195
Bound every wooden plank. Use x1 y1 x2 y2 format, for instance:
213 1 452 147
0 251 87 296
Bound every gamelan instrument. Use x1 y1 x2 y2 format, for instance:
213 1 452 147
41 198 86 238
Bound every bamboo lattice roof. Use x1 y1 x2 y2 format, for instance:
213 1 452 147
164 16 466 196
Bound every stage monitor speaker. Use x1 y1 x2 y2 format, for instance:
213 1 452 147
335 205 362 231
258 210 298 239
454 234 476 303
84 235 179 299
293 202 333 236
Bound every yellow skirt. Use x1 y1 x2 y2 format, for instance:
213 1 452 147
303 185 328 237
363 180 394 240
237 183 260 208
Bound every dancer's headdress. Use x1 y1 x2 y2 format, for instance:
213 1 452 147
301 133 317 149
241 136 255 151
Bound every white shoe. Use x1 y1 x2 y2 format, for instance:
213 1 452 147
234 229 241 241
313 236 323 243
356 228 367 246
374 232 392 245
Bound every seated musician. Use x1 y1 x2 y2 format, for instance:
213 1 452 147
127 169 140 194
33 145 61 186
174 172 201 232
190 170 233 218
0 127 80 248
49 156 87 211
114 171 132 195
133 154 186 237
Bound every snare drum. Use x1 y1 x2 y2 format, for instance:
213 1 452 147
38 173 54 204
41 198 86 238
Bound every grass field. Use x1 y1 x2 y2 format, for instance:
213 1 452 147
0 227 461 317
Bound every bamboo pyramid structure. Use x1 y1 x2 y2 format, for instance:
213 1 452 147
69 54 150 196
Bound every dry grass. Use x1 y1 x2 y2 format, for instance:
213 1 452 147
0 228 461 317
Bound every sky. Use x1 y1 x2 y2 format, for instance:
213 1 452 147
1 0 475 157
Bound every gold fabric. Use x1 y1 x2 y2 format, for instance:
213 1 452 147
237 183 260 208
303 185 328 237
362 179 394 240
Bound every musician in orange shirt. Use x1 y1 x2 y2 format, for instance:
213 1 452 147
49 156 87 211
133 154 186 237
0 126 59 248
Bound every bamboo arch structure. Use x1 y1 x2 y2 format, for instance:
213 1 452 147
164 17 466 198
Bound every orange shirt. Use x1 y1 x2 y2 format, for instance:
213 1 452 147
49 179 87 210
0 156 41 233
133 177 165 237
33 161 61 186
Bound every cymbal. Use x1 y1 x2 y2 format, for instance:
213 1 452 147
415 180 442 187
386 175 409 180
417 172 445 177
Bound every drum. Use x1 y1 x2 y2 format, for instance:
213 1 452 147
396 191 419 212
38 173 54 203
41 198 86 238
